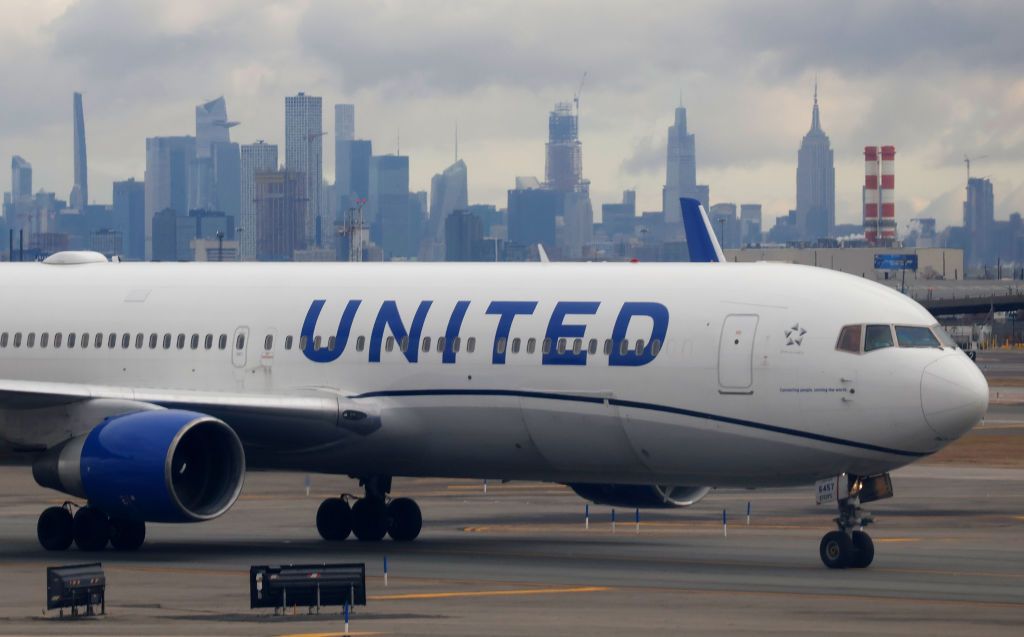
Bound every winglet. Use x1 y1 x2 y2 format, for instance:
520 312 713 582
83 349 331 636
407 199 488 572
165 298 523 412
536 244 550 263
680 197 725 263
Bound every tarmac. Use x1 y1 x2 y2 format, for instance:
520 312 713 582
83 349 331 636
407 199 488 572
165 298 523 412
0 353 1022 635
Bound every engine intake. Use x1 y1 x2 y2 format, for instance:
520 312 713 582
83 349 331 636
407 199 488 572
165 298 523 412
33 410 245 523
568 483 711 508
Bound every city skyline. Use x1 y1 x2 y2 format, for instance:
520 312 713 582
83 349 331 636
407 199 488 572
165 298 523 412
1 1 1023 230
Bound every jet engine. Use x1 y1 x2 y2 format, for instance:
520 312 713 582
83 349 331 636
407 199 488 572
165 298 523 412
32 410 245 523
568 483 711 508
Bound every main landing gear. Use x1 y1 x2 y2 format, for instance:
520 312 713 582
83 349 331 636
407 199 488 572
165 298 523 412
316 476 422 543
37 503 146 552
818 473 892 569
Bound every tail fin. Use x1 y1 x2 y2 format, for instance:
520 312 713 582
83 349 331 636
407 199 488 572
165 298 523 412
680 197 725 263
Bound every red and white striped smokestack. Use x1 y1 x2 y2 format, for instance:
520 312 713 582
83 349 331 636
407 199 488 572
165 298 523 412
879 146 896 242
864 146 879 244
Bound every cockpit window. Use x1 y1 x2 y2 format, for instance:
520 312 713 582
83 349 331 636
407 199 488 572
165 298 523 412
836 325 862 353
864 324 895 352
895 325 941 348
932 324 958 349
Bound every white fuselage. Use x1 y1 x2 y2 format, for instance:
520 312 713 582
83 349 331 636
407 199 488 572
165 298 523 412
0 261 987 488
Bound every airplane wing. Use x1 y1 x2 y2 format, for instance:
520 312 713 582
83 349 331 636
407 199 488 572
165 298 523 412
0 378 381 453
679 197 726 263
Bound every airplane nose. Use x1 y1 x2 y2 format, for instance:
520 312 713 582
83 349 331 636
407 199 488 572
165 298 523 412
920 354 988 441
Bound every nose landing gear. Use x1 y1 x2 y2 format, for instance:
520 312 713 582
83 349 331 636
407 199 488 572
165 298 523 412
315 476 422 543
817 473 891 569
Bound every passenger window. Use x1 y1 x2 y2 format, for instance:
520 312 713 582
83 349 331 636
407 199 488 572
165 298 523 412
284 335 293 350
27 333 35 348
218 334 228 350
436 336 446 352
496 337 507 354
400 336 409 353
135 333 144 349
327 336 335 351
619 340 629 355
81 333 89 349
542 338 551 355
13 333 22 348
149 333 158 349
95 333 103 348
299 335 308 351
0 333 6 347
235 333 245 350
864 325 894 352
453 337 461 352
122 333 131 349
557 338 566 354
54 333 63 349
107 333 116 348
572 338 582 355
67 333 76 348
385 336 394 352
604 339 612 355
176 334 185 349
40 333 49 348
836 325 862 354
204 334 213 350
635 339 645 355
511 337 521 354
651 339 662 356
422 336 431 353
588 339 597 355
313 336 322 351
895 326 940 348
356 336 365 352
190 334 199 350
526 338 536 354
163 333 172 349
467 337 476 353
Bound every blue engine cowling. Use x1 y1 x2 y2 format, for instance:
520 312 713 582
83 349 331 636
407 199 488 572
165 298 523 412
568 483 711 508
32 410 246 523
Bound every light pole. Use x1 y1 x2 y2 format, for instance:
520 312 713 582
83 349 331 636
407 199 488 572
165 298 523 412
216 230 224 262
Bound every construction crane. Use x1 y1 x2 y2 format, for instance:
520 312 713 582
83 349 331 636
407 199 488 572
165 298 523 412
573 71 587 117
964 153 988 182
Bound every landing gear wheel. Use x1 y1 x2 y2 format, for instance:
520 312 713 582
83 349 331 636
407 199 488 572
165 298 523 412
819 530 853 569
73 507 110 552
351 498 388 541
850 530 874 568
316 498 352 541
109 518 146 551
387 498 422 541
37 506 74 551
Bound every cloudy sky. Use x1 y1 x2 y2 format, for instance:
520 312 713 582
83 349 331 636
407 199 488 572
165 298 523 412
2 0 1023 230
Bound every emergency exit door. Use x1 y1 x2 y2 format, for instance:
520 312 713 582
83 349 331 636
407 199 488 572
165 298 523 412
718 314 759 393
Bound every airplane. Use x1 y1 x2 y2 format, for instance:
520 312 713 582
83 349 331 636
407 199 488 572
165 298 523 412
0 198 987 569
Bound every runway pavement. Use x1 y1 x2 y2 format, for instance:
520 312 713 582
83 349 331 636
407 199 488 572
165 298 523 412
0 463 1022 636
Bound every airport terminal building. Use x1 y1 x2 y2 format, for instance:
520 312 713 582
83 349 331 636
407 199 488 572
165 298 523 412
723 247 965 284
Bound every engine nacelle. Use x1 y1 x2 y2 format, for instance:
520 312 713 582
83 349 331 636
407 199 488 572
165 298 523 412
568 483 711 509
32 410 245 523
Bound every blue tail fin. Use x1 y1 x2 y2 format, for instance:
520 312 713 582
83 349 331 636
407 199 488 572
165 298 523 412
680 197 725 263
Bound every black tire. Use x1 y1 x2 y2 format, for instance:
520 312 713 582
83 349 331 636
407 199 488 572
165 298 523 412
850 530 874 568
819 530 853 569
351 498 388 541
37 507 74 551
73 507 110 552
387 498 422 542
109 518 146 551
316 498 352 541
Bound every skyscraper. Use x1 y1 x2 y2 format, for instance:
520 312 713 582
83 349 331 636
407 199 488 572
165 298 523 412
195 97 237 159
285 92 323 248
795 84 836 241
964 177 994 268
370 155 417 259
70 92 88 210
191 97 240 219
334 104 366 220
545 103 582 192
240 141 278 260
427 159 468 259
11 156 31 202
112 178 145 260
255 169 306 261
144 136 195 259
662 106 709 221
335 104 354 142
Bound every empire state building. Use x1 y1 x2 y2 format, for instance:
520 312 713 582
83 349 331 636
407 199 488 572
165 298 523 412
795 85 835 240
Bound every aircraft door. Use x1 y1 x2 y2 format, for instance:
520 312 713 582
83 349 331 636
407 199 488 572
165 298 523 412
232 326 249 369
719 314 759 393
